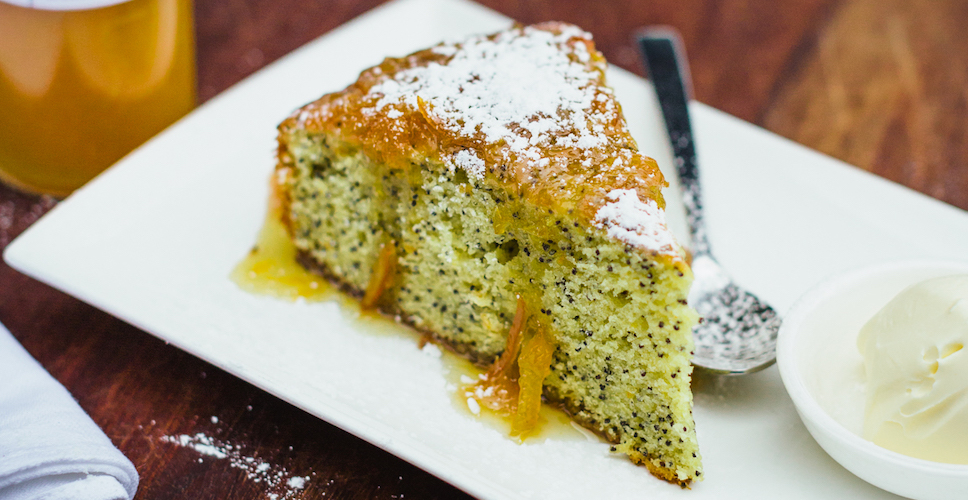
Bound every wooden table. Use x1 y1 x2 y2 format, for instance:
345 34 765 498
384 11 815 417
2 0 966 498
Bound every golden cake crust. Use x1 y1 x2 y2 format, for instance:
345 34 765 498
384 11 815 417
278 23 676 256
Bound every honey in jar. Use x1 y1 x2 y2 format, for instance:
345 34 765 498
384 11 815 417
0 0 195 197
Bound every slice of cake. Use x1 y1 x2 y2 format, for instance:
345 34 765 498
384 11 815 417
275 23 702 485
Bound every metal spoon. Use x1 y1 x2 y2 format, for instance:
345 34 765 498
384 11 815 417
637 27 780 375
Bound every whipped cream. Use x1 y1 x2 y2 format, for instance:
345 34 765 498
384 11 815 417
857 275 968 464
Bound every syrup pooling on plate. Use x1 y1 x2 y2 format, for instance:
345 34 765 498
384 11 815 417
233 216 580 440
231 190 333 302
450 352 590 443
461 295 555 438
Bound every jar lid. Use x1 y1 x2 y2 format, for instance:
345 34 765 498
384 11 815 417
0 0 132 10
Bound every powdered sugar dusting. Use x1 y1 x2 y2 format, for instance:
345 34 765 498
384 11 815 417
287 476 307 489
162 433 310 499
593 189 677 254
368 25 609 173
168 433 227 458
452 149 485 179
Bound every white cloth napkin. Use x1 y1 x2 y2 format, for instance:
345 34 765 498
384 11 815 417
0 322 139 500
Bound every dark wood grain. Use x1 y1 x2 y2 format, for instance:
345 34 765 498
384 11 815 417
763 0 968 211
473 0 839 122
2 0 967 498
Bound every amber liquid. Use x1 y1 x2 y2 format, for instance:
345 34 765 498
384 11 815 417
0 0 196 197
445 353 590 443
230 198 334 302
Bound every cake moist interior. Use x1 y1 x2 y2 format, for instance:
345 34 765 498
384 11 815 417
282 132 701 483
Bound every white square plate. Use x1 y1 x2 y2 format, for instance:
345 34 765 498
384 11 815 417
7 0 968 498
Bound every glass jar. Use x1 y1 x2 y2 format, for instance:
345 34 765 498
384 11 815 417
0 0 196 196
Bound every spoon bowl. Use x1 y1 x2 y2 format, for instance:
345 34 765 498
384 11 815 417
689 255 781 374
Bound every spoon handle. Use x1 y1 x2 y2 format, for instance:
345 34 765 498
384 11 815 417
637 28 711 258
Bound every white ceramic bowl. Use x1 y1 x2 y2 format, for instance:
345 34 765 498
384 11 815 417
777 260 968 500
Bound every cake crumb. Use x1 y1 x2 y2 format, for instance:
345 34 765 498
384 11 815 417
466 397 481 415
420 343 442 358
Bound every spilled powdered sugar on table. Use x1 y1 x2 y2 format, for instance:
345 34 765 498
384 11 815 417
161 428 310 500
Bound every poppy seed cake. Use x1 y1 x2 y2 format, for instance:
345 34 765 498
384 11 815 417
275 23 702 485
